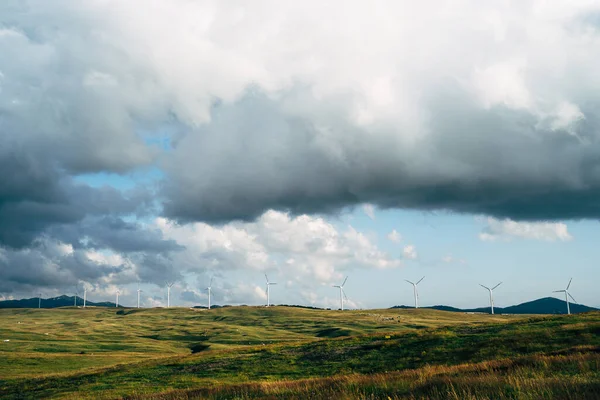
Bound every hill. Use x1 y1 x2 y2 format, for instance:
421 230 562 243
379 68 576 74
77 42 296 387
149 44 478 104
0 307 598 399
0 295 116 309
392 296 597 314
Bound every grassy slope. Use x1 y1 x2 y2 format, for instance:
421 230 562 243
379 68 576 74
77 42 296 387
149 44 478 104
0 307 598 399
0 306 514 379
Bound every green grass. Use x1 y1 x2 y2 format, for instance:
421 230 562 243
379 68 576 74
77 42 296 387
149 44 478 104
0 307 597 399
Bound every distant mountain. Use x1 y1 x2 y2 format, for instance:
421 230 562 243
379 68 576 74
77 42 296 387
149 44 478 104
391 297 598 314
493 297 597 315
0 295 117 309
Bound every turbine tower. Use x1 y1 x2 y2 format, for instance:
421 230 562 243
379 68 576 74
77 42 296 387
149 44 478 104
137 283 142 309
115 289 120 308
74 287 78 307
405 277 425 308
166 282 175 308
83 287 87 308
479 282 502 314
206 277 214 310
265 274 277 307
332 276 349 310
38 293 42 309
553 278 577 315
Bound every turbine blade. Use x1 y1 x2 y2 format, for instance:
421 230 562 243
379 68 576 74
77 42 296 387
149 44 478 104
405 280 414 285
566 277 572 290
271 282 277 285
553 290 565 293
568 292 578 304
342 288 348 301
265 273 269 283
210 277 214 286
479 284 490 290
342 276 348 287
416 276 425 285
492 282 502 290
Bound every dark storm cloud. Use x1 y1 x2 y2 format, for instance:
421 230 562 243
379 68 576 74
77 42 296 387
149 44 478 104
5 1 600 234
49 217 184 254
135 253 183 285
0 174 155 248
0 2 158 248
162 88 600 223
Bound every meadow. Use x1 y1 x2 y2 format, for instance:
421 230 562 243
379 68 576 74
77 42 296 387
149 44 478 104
0 306 598 399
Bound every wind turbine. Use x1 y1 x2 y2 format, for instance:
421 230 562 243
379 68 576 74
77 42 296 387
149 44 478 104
405 277 425 308
332 276 349 310
166 282 175 308
206 277 214 310
115 289 120 308
553 278 577 315
38 293 42 309
265 274 277 307
83 287 87 308
137 283 142 309
479 282 502 314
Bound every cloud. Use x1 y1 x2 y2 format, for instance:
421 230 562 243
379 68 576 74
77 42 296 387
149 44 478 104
363 204 376 220
402 245 417 260
441 254 466 265
2 1 600 301
2 1 600 233
478 217 573 242
0 238 135 294
387 229 402 243
145 2 600 224
156 210 402 284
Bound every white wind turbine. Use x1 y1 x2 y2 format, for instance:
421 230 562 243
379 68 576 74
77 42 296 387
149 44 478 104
405 277 425 308
265 274 277 307
206 277 214 310
115 289 120 308
553 278 577 315
479 282 502 314
166 282 175 308
332 276 349 311
137 283 142 309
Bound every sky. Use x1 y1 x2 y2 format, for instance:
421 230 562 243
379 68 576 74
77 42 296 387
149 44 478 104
1 0 599 310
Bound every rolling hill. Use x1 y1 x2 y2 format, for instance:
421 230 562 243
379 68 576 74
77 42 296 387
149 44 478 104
392 296 597 314
0 306 598 399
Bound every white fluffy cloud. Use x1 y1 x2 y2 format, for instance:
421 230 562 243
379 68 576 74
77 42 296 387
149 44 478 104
402 245 418 260
363 204 376 220
387 229 402 243
478 217 573 242
156 210 402 284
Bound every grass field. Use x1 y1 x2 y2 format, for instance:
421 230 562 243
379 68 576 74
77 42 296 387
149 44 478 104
0 306 598 399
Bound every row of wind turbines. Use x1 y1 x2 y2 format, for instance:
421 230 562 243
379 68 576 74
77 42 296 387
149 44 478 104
402 276 579 315
55 276 579 315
